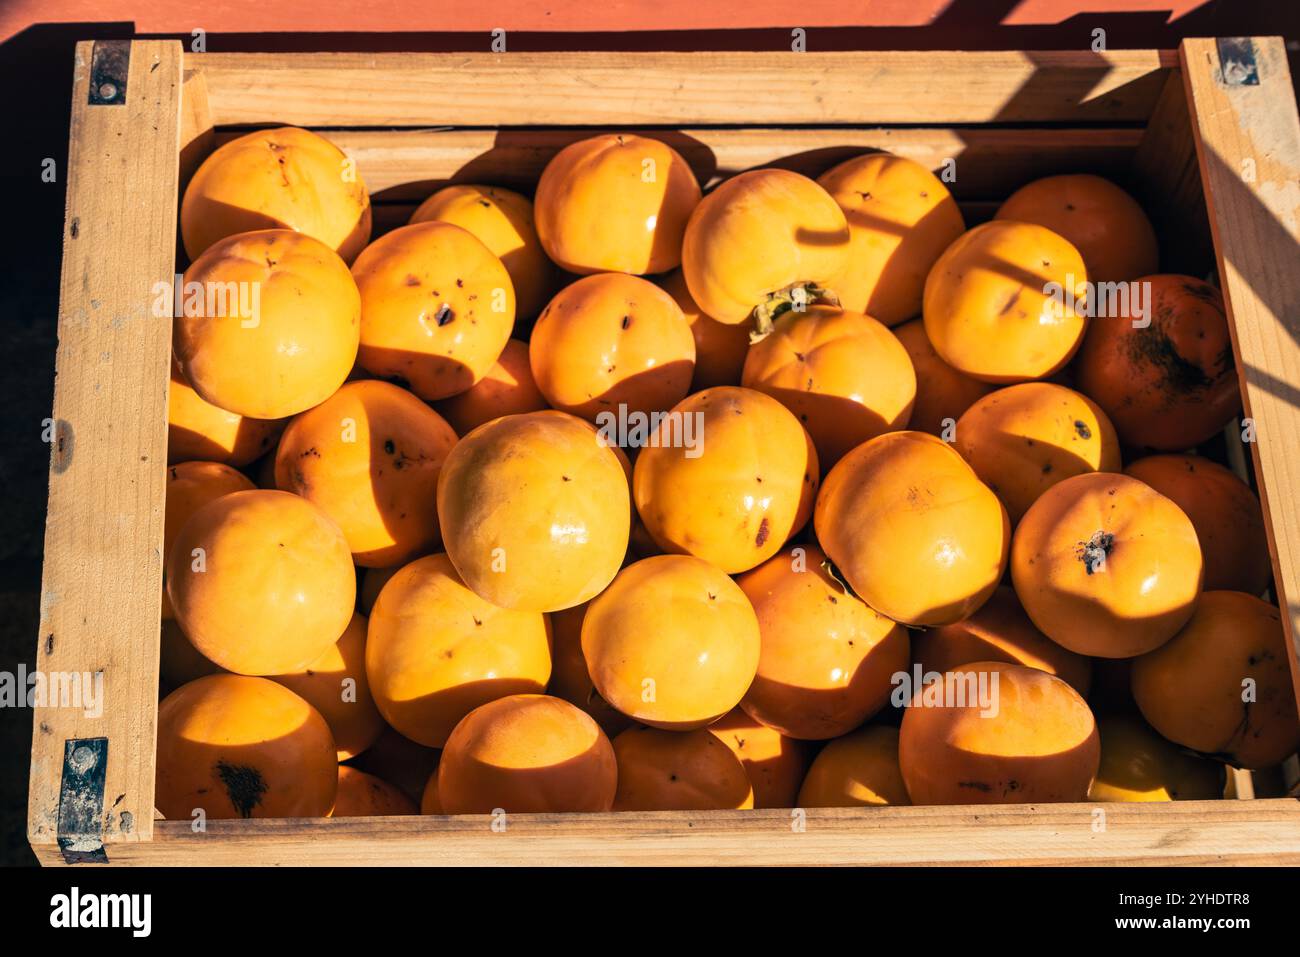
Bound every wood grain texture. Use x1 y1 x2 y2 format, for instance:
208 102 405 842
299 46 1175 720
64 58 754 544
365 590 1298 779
216 127 1140 201
27 40 182 849
1182 37 1300 716
28 799 1300 866
188 50 1175 127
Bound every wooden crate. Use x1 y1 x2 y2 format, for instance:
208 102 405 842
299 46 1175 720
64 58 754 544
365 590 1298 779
28 38 1300 866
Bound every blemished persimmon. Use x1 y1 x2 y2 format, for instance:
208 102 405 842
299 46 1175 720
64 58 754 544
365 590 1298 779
1073 275 1239 450
953 381 1122 525
1088 715 1225 802
995 174 1158 283
912 586 1092 696
1131 591 1300 769
352 220 515 401
529 272 696 421
582 555 761 730
632 387 819 574
923 220 1089 382
796 724 911 808
1124 454 1271 595
167 362 285 467
547 602 635 738
892 318 993 436
434 339 548 436
410 184 556 318
270 613 385 761
817 152 966 325
898 662 1100 805
156 674 338 819
166 490 356 675
438 694 618 814
365 553 552 747
612 726 754 811
707 708 812 809
741 305 916 467
164 461 256 575
534 133 702 275
331 766 418 817
1011 472 1202 658
656 267 753 390
437 410 630 612
274 379 458 568
815 431 1009 627
175 229 361 419
181 126 372 264
736 544 910 739
682 168 850 326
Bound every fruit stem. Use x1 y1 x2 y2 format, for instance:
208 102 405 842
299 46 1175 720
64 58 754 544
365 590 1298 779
750 282 841 342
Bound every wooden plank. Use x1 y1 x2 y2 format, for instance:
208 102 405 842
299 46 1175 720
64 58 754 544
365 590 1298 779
1181 37 1300 717
179 68 214 193
189 50 1176 128
1131 68 1214 276
27 40 182 851
31 799 1300 866
219 127 1140 202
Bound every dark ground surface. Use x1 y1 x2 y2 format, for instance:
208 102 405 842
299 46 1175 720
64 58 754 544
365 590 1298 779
2 5 1297 868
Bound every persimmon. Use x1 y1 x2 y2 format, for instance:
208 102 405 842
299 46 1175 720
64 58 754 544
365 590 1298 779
682 169 850 327
437 410 630 611
923 220 1089 382
632 386 818 574
707 708 811 809
271 613 384 760
892 318 993 436
438 694 618 814
347 725 440 805
1131 591 1300 769
410 184 555 318
352 221 515 401
656 268 752 390
612 726 754 811
331 766 418 817
582 555 761 730
953 381 1121 525
898 662 1100 804
274 380 458 567
175 229 360 419
164 460 256 579
534 133 702 275
156 674 338 819
366 553 551 747
529 272 695 421
996 174 1158 283
1011 472 1202 658
818 152 965 325
420 770 443 814
1088 715 1225 802
434 339 548 436
796 725 911 808
181 126 371 264
912 586 1092 696
159 617 223 692
166 490 356 675
741 305 916 467
814 431 1009 626
1073 275 1239 450
547 602 635 737
1124 454 1271 595
167 362 284 467
736 544 910 739
359 564 401 615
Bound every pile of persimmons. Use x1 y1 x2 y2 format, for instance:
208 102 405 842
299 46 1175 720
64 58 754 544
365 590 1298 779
157 127 1299 821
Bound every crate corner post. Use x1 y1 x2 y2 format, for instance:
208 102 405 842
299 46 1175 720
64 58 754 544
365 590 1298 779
27 38 185 866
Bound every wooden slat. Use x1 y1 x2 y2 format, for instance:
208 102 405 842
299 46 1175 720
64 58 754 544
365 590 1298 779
1182 37 1300 717
189 50 1176 128
221 127 1139 202
27 40 182 850
29 799 1300 866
